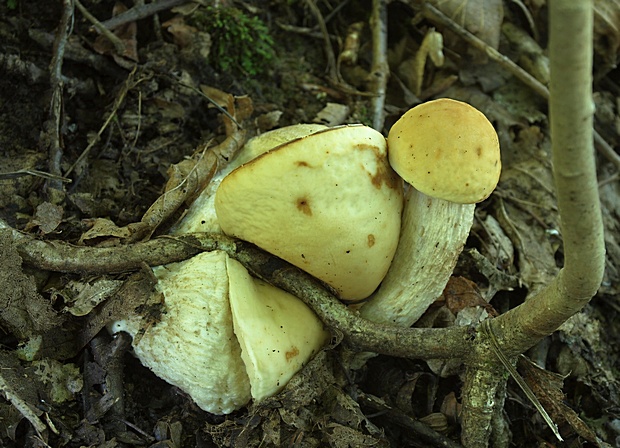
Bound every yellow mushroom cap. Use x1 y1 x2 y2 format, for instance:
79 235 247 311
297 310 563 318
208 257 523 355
215 125 404 300
226 257 330 401
387 98 501 204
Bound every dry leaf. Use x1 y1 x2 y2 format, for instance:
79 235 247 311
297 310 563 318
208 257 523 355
25 201 63 234
78 218 132 246
93 2 138 67
313 102 350 126
441 276 497 316
428 0 504 56
519 357 601 444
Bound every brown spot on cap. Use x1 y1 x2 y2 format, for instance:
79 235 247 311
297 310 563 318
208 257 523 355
476 146 482 157
367 162 402 191
296 197 312 216
285 346 299 362
295 160 311 167
367 234 375 247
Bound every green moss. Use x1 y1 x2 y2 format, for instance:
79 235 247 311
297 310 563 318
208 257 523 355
190 6 275 77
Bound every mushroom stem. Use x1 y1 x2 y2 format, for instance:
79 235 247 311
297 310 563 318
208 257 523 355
359 187 474 326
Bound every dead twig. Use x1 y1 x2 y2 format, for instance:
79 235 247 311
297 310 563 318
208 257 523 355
369 0 389 130
357 391 464 448
305 0 340 83
421 3 548 98
0 169 72 183
0 373 47 437
97 0 190 31
42 0 74 204
0 220 470 361
29 29 123 78
75 0 125 56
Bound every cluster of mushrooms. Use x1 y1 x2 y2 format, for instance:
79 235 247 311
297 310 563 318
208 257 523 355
110 98 501 414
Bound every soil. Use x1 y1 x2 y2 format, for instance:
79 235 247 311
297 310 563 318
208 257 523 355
0 1 619 447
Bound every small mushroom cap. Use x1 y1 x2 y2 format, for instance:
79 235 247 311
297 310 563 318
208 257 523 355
226 257 330 401
387 98 501 204
215 125 404 300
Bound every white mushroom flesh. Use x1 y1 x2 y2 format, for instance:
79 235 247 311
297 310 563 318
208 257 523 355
359 188 474 326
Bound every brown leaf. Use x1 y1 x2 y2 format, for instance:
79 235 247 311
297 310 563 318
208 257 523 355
441 276 497 317
78 218 132 246
93 2 138 66
162 16 201 49
428 0 504 51
519 357 600 443
24 202 63 234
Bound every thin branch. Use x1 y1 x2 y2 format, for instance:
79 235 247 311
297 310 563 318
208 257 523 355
305 0 339 83
492 0 605 356
369 0 389 130
96 0 190 31
75 0 126 56
421 3 548 99
43 0 74 204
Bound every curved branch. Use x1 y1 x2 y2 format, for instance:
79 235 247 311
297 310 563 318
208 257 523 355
0 222 470 360
491 0 604 356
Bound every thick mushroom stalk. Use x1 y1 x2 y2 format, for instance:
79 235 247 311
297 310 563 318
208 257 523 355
360 98 501 327
360 189 474 326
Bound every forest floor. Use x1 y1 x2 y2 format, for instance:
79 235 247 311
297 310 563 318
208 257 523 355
1 1 619 447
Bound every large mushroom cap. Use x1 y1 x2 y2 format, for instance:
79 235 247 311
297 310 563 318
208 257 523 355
387 98 501 204
215 125 404 300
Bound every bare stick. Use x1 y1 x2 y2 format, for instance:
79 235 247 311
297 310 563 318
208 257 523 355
75 0 125 56
97 0 190 31
369 0 389 130
43 0 74 204
421 3 548 98
0 221 470 361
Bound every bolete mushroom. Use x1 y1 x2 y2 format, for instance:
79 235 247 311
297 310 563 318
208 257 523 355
109 126 340 414
214 125 404 301
110 250 329 414
359 98 501 326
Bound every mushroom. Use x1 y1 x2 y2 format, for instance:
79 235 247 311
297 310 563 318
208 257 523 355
214 125 404 301
359 98 501 326
108 126 336 414
110 250 330 414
